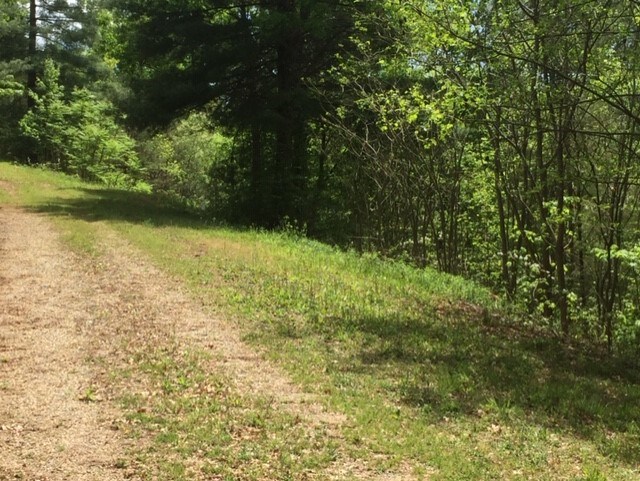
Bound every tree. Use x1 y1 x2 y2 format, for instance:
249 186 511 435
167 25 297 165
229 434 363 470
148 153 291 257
0 1 28 156
111 0 358 226
317 0 640 349
0 0 122 162
316 1 496 274
419 0 640 345
27 0 107 92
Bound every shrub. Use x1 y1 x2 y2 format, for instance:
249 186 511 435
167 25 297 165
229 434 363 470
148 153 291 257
20 59 142 188
139 112 232 210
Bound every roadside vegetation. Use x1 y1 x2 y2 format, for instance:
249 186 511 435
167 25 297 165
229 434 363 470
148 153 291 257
5 1 640 353
2 162 639 481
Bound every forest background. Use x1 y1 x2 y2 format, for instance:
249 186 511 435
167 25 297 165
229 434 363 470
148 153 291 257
2 0 640 353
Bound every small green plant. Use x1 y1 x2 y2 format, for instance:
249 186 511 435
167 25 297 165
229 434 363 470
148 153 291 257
78 387 99 403
581 466 609 481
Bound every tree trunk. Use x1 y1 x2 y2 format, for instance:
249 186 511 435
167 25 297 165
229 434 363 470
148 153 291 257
274 0 304 224
250 125 264 222
27 0 37 108
492 107 515 297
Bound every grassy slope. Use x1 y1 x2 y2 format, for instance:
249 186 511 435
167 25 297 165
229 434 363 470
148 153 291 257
1 162 639 481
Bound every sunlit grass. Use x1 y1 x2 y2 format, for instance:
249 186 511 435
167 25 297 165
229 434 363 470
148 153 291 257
114 346 339 481
2 161 639 481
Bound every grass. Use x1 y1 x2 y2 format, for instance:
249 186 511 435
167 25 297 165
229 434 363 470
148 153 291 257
117 346 339 481
1 161 640 480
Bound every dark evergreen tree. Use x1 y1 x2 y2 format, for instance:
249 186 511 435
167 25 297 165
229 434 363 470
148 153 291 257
111 0 358 226
0 1 28 157
0 0 115 161
29 0 109 92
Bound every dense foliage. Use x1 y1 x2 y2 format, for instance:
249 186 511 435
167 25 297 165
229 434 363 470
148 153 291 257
20 59 141 185
3 0 640 351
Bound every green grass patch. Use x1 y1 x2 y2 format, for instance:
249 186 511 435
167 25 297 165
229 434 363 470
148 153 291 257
115 346 338 481
2 161 640 480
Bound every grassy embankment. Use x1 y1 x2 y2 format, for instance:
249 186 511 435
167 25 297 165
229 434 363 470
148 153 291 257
1 161 639 481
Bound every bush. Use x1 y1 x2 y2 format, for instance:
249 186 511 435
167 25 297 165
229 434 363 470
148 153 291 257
20 59 142 187
139 112 232 210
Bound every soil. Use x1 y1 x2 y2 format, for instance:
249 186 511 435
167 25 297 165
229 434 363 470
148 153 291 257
0 206 132 481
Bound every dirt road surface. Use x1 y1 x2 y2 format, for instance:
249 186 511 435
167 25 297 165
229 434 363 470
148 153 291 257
0 206 131 480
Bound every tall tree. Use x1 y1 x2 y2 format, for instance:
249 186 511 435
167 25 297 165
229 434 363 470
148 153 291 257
0 1 28 156
111 0 358 226
31 0 107 88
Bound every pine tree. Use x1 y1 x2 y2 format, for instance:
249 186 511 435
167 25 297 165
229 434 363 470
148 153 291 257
112 0 357 226
0 1 28 157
